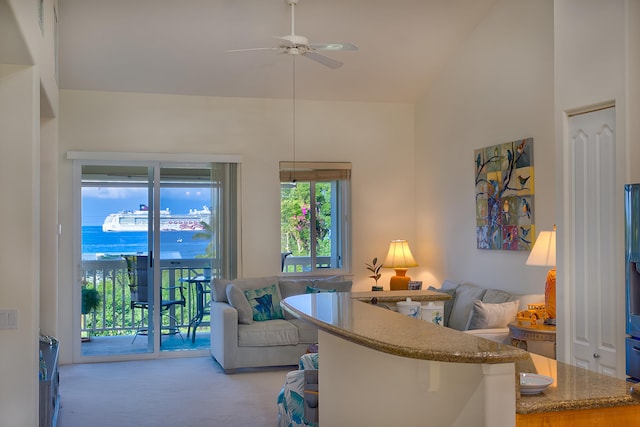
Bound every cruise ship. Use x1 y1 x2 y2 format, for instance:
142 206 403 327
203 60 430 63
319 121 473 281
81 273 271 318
102 205 211 232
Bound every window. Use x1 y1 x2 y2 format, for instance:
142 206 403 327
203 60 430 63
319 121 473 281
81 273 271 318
280 161 351 274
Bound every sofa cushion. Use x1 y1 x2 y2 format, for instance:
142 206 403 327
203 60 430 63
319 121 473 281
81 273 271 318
311 278 352 293
288 318 319 344
280 278 352 319
226 284 253 325
463 328 511 344
441 280 460 291
280 279 315 299
448 283 487 331
279 279 314 320
428 286 457 327
465 299 520 330
238 319 299 346
482 289 513 304
212 276 280 303
244 283 285 321
212 278 232 303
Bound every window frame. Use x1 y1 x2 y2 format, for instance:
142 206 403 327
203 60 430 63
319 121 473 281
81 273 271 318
279 161 351 276
68 152 240 361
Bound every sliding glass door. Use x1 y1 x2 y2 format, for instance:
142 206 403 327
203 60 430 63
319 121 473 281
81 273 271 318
77 161 236 359
156 166 215 352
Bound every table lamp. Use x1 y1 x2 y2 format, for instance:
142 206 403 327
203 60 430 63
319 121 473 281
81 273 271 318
526 226 556 325
383 240 418 290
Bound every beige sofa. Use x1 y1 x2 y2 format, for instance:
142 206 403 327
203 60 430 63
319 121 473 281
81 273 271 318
210 276 351 374
429 280 544 343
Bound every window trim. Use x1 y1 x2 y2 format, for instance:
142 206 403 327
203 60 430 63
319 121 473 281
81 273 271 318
279 161 351 276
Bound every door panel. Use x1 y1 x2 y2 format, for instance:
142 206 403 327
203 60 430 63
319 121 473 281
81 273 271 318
157 166 214 351
568 107 619 375
80 164 155 357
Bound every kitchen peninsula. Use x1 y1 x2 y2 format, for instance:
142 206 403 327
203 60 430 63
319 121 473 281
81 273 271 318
282 291 640 427
283 291 529 427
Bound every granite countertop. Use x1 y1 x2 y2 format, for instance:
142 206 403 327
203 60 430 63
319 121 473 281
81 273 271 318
517 352 640 414
351 289 453 303
283 292 640 414
282 292 528 364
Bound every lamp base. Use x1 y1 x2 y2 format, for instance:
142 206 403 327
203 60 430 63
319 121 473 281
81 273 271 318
389 269 411 291
545 268 556 321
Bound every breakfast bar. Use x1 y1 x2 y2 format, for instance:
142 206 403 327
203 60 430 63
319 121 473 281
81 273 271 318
283 291 529 427
282 291 640 427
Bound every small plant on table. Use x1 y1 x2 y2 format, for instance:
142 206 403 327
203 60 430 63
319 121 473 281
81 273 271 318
366 257 383 291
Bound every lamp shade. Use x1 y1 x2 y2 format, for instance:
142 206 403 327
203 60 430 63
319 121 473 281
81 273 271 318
526 230 556 267
526 228 557 322
383 240 418 268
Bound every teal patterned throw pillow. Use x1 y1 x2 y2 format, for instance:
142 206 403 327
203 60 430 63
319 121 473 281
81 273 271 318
244 283 285 321
305 285 336 294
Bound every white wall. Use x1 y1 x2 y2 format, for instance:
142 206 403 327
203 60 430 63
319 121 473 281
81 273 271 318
414 0 555 293
0 64 40 427
5 0 59 117
1 0 59 425
58 89 415 362
40 115 59 339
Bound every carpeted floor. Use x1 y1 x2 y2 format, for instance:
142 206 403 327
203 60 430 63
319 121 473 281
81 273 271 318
58 356 291 427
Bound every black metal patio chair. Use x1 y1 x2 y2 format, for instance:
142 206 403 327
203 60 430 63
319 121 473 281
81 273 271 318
124 255 186 343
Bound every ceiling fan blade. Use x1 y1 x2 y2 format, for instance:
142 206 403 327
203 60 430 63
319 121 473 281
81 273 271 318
225 47 279 53
309 42 359 52
303 51 343 69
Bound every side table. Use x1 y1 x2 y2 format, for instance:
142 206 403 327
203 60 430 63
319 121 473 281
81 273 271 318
508 321 556 359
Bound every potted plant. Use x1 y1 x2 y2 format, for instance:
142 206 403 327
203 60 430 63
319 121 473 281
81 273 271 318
366 257 383 291
81 287 101 342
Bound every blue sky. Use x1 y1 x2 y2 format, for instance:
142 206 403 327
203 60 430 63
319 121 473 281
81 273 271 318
82 187 211 226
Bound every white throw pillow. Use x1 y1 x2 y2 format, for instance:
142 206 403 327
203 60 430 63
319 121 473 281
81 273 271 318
465 299 519 330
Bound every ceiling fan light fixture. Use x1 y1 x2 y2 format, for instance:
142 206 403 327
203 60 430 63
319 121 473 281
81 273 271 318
279 34 308 46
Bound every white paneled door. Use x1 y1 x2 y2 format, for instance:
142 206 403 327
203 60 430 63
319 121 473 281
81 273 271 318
568 106 622 377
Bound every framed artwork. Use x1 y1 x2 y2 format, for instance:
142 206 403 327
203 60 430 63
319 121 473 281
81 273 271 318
475 138 535 251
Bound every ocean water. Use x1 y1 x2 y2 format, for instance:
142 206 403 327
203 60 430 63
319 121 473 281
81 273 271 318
82 226 210 260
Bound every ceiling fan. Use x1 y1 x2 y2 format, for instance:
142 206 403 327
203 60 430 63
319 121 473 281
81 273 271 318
226 0 358 69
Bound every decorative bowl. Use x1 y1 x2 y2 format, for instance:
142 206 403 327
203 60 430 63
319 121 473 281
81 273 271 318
520 373 554 395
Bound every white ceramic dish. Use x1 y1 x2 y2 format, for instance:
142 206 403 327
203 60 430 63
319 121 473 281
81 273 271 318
519 373 554 395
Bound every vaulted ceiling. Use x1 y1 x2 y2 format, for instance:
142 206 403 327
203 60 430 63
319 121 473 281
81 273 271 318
58 0 498 103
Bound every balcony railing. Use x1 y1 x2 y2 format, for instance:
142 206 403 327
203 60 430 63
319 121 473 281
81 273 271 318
282 255 332 273
81 258 214 337
81 255 332 337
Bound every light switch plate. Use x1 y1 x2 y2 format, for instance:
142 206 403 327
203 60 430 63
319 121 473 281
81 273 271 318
0 309 18 329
